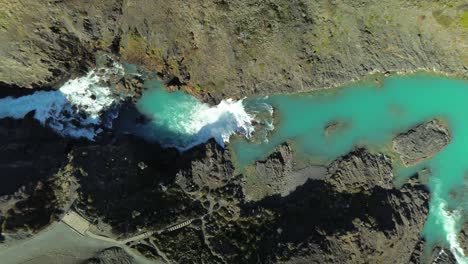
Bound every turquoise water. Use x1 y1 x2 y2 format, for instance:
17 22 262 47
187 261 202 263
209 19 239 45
136 80 206 147
137 74 467 262
136 80 255 150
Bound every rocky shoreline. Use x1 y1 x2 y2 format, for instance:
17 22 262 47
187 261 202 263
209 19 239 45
1 1 467 263
0 108 461 263
0 53 465 264
1 1 467 103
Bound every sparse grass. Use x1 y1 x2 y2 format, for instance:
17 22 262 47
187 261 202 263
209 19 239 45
120 30 164 72
0 11 10 30
432 10 454 28
365 14 378 29
383 14 394 24
194 85 203 92
313 34 331 55
459 11 468 29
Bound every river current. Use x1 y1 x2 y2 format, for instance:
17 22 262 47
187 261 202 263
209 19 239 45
0 64 466 262
236 75 468 263
138 74 468 263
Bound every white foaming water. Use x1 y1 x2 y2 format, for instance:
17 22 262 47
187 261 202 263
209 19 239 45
253 101 275 138
431 181 467 264
184 98 255 149
135 86 262 150
436 202 467 264
0 63 125 139
59 64 123 121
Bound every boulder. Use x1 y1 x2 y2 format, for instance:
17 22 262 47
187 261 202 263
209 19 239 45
393 119 451 166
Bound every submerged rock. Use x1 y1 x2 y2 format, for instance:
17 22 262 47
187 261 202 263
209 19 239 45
393 119 451 166
458 224 468 261
430 247 458 264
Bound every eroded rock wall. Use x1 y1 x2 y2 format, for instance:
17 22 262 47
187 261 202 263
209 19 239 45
1 1 467 100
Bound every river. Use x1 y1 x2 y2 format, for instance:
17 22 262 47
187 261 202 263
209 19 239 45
137 73 467 263
0 66 466 262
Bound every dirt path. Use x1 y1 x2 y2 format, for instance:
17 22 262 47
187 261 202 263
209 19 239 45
0 221 157 264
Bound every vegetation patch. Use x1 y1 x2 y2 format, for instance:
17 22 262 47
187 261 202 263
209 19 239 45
432 10 454 28
120 30 164 72
459 10 468 29
0 11 10 30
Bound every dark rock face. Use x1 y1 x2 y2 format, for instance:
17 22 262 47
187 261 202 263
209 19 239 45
70 137 206 235
460 223 468 256
0 1 120 89
86 247 136 264
242 143 294 200
3 166 77 230
327 148 394 193
0 115 77 239
243 143 327 201
409 240 464 264
281 181 429 264
141 145 429 264
260 149 429 264
176 140 236 192
0 114 69 196
0 117 433 263
430 247 458 264
409 239 427 264
393 119 451 166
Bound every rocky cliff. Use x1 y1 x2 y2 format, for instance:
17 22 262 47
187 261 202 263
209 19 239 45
1 0 467 101
0 1 467 263
1 115 459 263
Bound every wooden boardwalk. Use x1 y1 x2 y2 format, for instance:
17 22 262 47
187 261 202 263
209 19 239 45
61 211 90 236
61 209 198 245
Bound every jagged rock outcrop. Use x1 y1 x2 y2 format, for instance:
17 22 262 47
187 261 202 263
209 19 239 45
69 137 206 237
141 144 430 264
0 114 78 242
0 101 439 264
176 140 236 192
85 247 136 264
243 143 327 201
393 119 451 166
0 0 121 89
0 121 431 263
263 148 430 264
430 247 458 264
409 239 427 264
327 148 394 193
0 162 78 234
460 223 468 255
0 111 444 263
